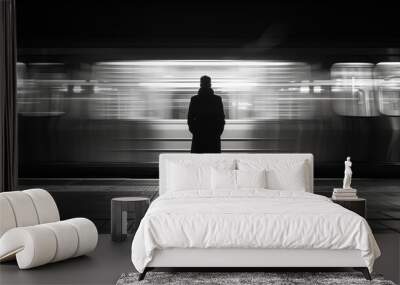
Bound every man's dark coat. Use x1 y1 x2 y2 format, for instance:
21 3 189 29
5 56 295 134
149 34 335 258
187 87 225 153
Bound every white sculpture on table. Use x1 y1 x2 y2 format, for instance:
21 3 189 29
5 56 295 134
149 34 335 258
343 156 353 189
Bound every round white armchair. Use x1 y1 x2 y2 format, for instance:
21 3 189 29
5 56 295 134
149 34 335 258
0 189 98 269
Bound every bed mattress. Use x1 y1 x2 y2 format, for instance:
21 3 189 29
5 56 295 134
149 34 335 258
131 190 380 273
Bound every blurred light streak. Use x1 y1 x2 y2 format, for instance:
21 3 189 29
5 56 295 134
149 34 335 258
16 60 400 121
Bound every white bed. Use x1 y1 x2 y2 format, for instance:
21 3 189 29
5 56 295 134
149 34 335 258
131 153 380 280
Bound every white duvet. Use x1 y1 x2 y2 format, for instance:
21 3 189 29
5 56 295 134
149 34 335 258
131 190 380 273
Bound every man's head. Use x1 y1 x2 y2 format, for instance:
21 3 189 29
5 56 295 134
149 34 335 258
200 75 211 88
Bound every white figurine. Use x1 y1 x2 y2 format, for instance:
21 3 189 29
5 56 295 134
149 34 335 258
343 156 352 189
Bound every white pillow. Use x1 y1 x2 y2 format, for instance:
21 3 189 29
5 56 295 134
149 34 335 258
166 159 235 192
237 159 307 191
266 161 307 191
211 168 236 191
236 169 267 189
167 162 211 191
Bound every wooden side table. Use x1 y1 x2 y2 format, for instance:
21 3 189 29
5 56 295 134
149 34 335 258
111 197 150 242
331 198 366 218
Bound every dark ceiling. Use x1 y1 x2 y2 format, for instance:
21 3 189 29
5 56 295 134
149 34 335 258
16 1 400 49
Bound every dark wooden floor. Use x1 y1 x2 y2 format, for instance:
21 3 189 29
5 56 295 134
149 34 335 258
0 234 133 285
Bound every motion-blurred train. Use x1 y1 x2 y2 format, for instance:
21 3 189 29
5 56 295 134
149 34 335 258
17 60 400 178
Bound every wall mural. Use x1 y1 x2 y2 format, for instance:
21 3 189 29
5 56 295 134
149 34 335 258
16 60 400 178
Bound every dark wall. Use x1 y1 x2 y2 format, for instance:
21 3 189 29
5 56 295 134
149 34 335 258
16 1 400 49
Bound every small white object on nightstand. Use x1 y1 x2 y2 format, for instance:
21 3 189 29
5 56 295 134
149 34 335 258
332 188 358 200
343 156 353 189
332 157 358 200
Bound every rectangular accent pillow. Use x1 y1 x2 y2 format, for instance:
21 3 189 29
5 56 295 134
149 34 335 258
211 168 236 191
236 169 267 189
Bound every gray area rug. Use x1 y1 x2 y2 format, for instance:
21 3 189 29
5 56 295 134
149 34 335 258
116 272 396 285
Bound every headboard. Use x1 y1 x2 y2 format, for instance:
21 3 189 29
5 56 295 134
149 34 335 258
159 153 314 195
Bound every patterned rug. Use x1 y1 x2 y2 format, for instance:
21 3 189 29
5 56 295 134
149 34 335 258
116 271 396 285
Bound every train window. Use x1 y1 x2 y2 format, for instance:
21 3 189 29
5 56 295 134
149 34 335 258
330 63 379 117
375 62 400 116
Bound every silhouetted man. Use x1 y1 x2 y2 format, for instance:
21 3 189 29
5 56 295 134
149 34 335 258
187 76 225 153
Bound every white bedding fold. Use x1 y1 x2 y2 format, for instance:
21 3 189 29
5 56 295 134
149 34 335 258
131 190 380 273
